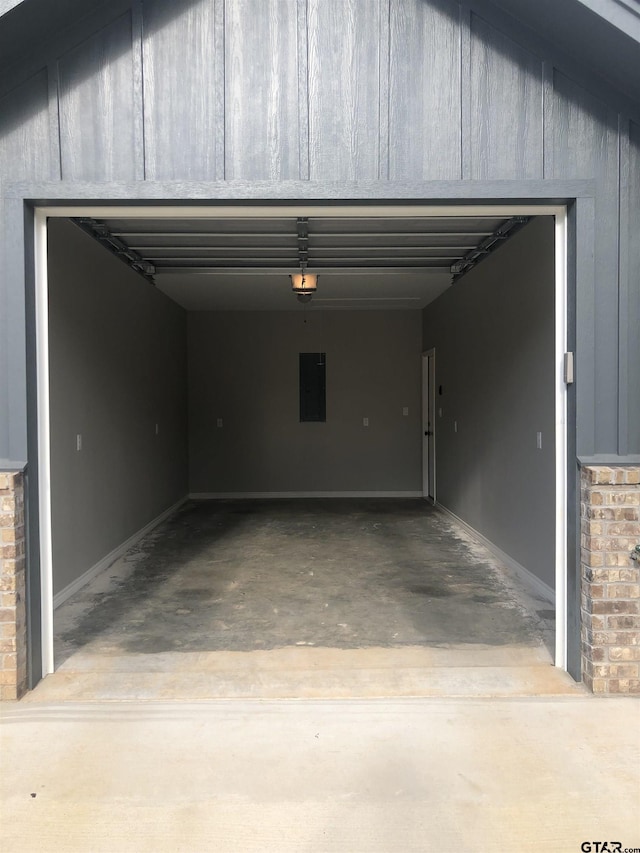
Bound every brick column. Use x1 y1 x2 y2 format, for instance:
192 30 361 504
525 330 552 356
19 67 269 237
581 466 640 695
0 471 27 700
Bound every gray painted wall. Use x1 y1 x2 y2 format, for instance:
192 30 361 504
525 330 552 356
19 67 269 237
188 310 422 494
48 219 188 596
422 217 556 590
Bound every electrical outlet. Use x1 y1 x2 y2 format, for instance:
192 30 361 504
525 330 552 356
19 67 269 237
76 434 82 451
536 431 543 450
217 418 223 428
363 417 369 427
402 407 409 416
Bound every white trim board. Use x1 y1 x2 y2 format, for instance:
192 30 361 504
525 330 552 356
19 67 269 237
554 209 569 670
435 503 555 606
34 209 54 674
190 491 423 500
39 204 567 219
52 496 188 610
35 200 568 679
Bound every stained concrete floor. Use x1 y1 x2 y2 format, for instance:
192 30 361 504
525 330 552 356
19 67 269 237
55 499 553 658
29 499 578 702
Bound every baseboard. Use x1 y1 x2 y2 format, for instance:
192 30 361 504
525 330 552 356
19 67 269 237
189 491 423 499
435 503 555 605
53 495 189 609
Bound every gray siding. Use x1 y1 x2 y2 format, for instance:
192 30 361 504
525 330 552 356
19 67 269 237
226 0 299 180
389 0 461 180
58 14 137 181
0 0 638 457
142 0 221 180
0 69 50 181
551 71 621 453
0 70 51 460
422 217 556 590
627 121 640 454
469 13 543 180
308 0 382 181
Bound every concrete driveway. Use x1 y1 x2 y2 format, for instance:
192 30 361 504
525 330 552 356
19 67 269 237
1 696 639 852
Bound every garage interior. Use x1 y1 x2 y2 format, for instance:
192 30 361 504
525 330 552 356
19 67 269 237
34 208 577 700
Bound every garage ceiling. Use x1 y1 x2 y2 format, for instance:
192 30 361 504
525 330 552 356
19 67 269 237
74 213 524 311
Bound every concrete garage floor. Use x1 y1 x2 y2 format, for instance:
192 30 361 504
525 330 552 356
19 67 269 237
27 499 579 701
57 499 554 653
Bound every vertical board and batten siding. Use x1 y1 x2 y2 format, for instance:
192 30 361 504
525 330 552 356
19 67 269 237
225 0 299 180
388 0 461 180
0 70 51 452
0 70 50 181
628 121 640 454
551 71 621 453
469 13 543 180
0 0 639 456
142 0 221 180
58 14 137 181
307 0 381 180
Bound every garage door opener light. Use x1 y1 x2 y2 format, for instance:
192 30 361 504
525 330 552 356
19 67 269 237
291 216 318 303
290 269 318 304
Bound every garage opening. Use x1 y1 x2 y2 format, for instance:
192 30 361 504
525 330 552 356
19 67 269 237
33 203 571 699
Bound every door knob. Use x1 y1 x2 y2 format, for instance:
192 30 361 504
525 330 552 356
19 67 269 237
424 430 433 436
